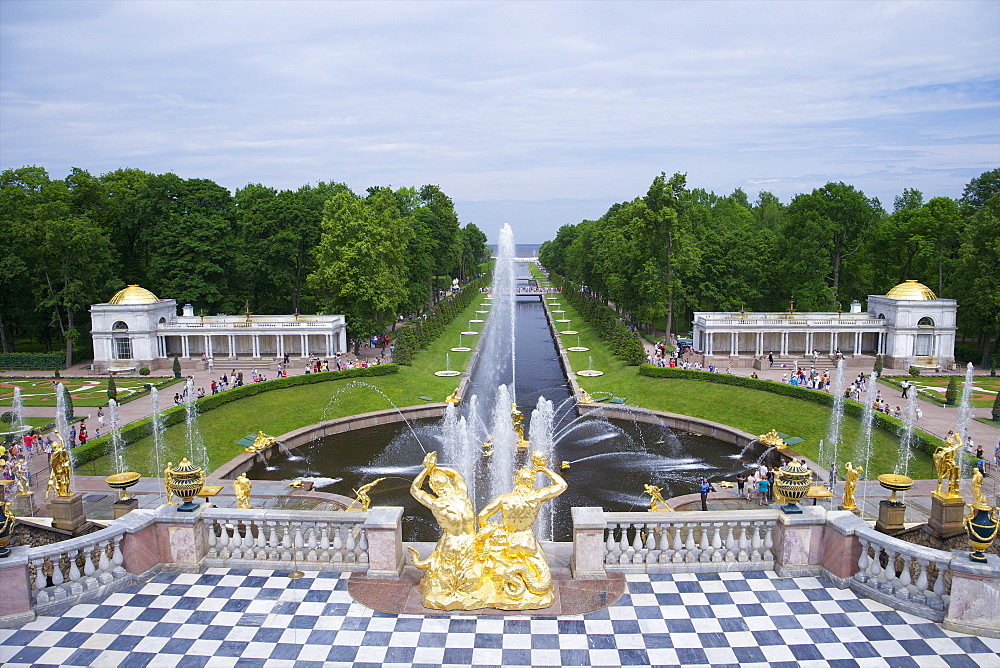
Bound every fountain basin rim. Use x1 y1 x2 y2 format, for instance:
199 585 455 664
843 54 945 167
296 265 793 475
576 370 604 377
567 347 590 352
450 347 473 352
434 370 462 377
461 331 479 336
560 330 579 335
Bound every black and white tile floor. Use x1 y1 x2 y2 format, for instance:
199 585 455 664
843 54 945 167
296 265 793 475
2 568 998 667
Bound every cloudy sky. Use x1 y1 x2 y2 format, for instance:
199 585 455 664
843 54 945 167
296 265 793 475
2 1 998 243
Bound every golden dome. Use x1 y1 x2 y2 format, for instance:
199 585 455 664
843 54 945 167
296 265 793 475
885 280 937 301
108 285 160 305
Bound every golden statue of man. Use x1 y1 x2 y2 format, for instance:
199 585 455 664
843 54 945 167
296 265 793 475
933 433 962 498
476 451 567 610
164 462 178 504
45 431 73 501
14 459 32 496
841 461 862 512
511 403 529 448
408 451 488 610
348 477 385 512
233 472 253 509
643 483 674 512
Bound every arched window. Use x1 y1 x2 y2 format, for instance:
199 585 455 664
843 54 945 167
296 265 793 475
158 317 166 325
112 321 132 359
917 316 934 327
877 313 885 320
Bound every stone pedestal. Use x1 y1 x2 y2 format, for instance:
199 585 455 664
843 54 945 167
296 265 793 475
944 551 1000 638
112 498 139 519
47 493 86 533
875 500 906 535
927 493 966 539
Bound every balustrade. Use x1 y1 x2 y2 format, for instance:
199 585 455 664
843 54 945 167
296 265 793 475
601 511 777 572
852 528 951 620
203 509 370 570
28 527 127 608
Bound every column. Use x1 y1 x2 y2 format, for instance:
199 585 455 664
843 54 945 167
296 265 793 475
300 334 308 357
338 327 347 354
228 335 236 357
182 336 190 358
731 332 738 356
805 332 812 357
252 334 260 358
326 334 334 357
707 332 714 356
854 332 861 356
204 335 212 359
756 332 763 356
277 335 284 358
828 332 835 354
780 332 787 356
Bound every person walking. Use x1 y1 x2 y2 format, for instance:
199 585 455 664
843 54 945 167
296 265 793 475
758 476 770 506
700 477 711 511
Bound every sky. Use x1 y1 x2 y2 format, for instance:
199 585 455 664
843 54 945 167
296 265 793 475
2 1 998 244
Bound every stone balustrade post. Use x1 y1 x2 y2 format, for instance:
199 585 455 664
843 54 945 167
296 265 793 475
820 510 867 586
773 505 827 577
572 507 607 580
362 506 404 578
155 504 208 570
944 552 1000 639
116 509 159 576
0 547 33 627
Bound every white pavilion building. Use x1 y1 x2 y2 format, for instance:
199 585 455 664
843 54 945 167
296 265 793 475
692 280 957 371
90 286 347 373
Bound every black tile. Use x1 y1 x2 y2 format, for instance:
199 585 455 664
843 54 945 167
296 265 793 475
789 644 825 661
442 647 474 664
558 619 586 634
560 649 591 666
618 648 650 665
531 634 560 649
215 641 249 658
665 619 695 633
644 633 673 649
325 645 358 662
733 646 767 663
160 638 195 654
675 647 709 664
200 625 231 640
771 615 801 629
269 643 301 660
751 630 784 646
697 632 729 648
588 634 616 649
718 617 749 633
736 603 767 617
611 619 641 634
106 635 144 652
384 647 416 663
844 642 880 659
361 631 392 645
806 627 839 644
500 648 532 665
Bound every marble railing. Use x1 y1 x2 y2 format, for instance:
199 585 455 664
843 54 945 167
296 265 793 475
203 508 370 570
574 508 779 575
851 525 952 622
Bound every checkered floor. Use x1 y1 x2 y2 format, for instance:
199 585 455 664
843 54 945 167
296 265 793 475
2 569 999 668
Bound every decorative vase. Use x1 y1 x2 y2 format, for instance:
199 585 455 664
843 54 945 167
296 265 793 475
877 474 913 506
105 472 141 502
963 506 999 563
168 458 205 512
775 460 812 514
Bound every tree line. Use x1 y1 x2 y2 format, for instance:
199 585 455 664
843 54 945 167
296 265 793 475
538 169 1000 364
0 166 491 364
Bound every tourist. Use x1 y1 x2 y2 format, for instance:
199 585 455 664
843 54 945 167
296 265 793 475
700 477 710 511
736 473 746 497
994 440 1000 468
901 380 910 398
768 352 774 367
746 473 757 501
207 357 215 372
69 426 77 448
757 476 770 506
916 407 923 421
767 468 776 501
78 423 87 445
97 407 104 426
173 393 182 405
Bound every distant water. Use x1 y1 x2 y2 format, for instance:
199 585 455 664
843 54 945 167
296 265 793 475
489 243 542 258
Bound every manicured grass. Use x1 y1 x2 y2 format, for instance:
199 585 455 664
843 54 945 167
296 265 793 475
0 377 177 407
546 294 936 480
883 375 999 407
82 295 486 477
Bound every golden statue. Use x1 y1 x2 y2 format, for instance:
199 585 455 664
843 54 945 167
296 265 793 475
245 430 276 453
481 437 494 458
163 462 178 504
579 390 593 404
45 431 73 501
348 477 385 511
511 403 529 448
933 433 962 498
14 459 32 496
971 468 987 509
758 429 787 449
841 461 863 512
407 451 489 610
233 473 253 509
643 483 674 512
476 451 567 610
445 388 461 404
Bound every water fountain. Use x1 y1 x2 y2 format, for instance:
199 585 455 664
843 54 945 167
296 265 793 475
185 380 209 471
150 388 166 499
821 359 846 488
567 334 589 352
853 373 877 519
577 355 604 378
451 333 471 352
434 352 462 377
954 362 976 483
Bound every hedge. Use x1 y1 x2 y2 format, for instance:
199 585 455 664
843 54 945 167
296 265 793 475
546 273 646 365
0 353 65 370
637 364 944 457
880 376 947 407
71 363 400 467
393 274 492 364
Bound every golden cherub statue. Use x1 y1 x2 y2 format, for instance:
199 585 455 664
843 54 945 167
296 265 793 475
45 431 73 501
579 390 593 404
758 429 787 449
246 430 276 453
348 477 386 511
163 461 178 504
933 433 962 499
841 461 863 512
644 483 674 512
233 472 253 509
511 402 529 448
445 388 461 404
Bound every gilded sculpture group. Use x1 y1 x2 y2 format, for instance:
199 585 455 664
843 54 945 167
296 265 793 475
407 449 567 611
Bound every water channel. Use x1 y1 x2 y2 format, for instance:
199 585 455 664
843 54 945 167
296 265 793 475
247 259 749 541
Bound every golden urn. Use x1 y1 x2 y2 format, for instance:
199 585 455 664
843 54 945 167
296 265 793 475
877 474 913 506
774 460 812 514
168 458 205 512
105 472 141 502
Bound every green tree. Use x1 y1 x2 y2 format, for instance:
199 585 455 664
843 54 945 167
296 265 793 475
953 193 1000 366
308 188 414 344
960 168 1000 216
993 387 1000 422
172 355 181 378
107 376 118 402
945 376 958 405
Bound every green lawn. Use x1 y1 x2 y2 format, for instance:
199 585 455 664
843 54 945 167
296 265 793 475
883 375 999 408
81 295 486 477
0 377 178 407
547 295 936 480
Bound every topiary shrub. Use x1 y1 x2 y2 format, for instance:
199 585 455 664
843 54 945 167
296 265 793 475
0 411 14 425
873 354 883 376
172 356 181 379
909 366 921 377
993 390 1000 422
945 376 958 405
107 376 118 402
139 367 150 376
